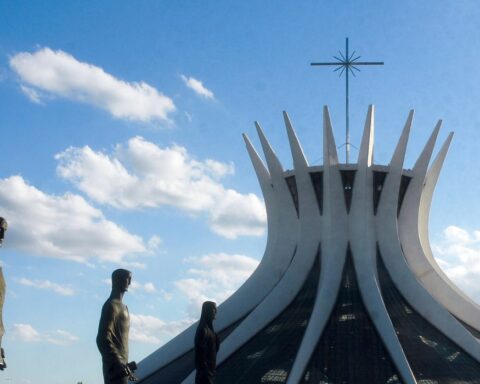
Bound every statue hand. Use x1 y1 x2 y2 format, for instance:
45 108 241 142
0 348 6 370
109 362 128 380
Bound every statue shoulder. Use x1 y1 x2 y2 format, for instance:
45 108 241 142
102 298 119 313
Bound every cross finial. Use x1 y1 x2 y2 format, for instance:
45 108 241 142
311 38 384 163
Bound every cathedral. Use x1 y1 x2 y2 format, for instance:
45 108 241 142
136 106 480 383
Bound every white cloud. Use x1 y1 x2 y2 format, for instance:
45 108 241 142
444 225 470 243
0 175 147 264
10 323 78 345
10 323 41 342
129 281 157 294
55 136 266 239
20 85 42 104
175 253 259 317
17 278 75 296
10 47 175 122
46 329 79 345
130 314 192 344
147 235 162 251
209 190 266 238
160 289 173 301
181 74 214 99
103 278 169 297
433 225 480 303
143 282 156 293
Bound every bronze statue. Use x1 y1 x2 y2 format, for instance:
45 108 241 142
96 269 137 383
195 301 219 384
0 217 7 370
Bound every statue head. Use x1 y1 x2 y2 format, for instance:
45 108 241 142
0 217 7 245
200 301 217 324
111 268 132 293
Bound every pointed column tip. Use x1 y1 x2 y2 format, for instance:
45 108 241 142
283 111 293 129
388 110 413 169
407 109 415 122
284 111 309 169
255 121 264 138
442 131 454 148
432 119 443 136
242 133 254 150
323 106 330 120
367 104 375 118
412 119 442 172
254 120 285 174
323 105 339 166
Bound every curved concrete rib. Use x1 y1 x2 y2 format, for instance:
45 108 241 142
323 106 339 165
284 111 309 170
351 106 416 384
398 121 441 275
413 120 441 174
389 110 413 175
256 121 300 245
137 128 298 381
357 104 375 166
321 106 344 233
181 117 322 384
378 109 413 218
404 131 480 331
381 124 480 363
419 132 453 262
243 134 279 257
284 111 320 222
243 133 271 193
286 106 348 384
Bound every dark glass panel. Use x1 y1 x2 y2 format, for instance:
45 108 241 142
309 171 323 215
397 175 412 216
373 171 388 215
216 252 321 384
377 251 480 383
340 170 356 213
285 175 299 217
302 248 400 384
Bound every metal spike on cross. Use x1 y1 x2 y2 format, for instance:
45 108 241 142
311 38 384 163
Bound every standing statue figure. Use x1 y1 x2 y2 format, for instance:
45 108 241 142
0 217 7 370
96 269 137 383
195 301 219 384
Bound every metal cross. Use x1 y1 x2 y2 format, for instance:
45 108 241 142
311 38 384 163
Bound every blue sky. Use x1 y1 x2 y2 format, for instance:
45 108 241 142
1 1 480 383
